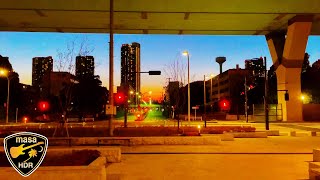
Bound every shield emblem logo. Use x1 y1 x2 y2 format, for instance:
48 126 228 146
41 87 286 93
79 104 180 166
3 132 48 177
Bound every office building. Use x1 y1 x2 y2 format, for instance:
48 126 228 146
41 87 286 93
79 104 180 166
75 56 94 79
207 66 252 114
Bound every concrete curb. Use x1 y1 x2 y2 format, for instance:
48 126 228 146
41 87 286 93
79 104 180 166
224 132 268 138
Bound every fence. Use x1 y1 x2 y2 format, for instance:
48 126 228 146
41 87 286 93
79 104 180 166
252 104 283 122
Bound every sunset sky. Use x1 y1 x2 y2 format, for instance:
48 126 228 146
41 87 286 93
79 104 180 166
1 32 320 100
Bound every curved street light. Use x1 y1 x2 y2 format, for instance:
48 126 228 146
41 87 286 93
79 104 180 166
182 51 190 125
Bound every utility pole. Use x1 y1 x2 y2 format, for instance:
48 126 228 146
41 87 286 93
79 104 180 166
264 56 269 130
124 67 128 128
108 0 114 136
245 77 248 123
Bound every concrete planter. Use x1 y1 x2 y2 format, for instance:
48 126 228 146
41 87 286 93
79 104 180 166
0 156 106 180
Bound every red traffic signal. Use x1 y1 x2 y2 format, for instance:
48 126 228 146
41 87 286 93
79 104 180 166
38 101 50 111
219 99 230 110
114 92 125 105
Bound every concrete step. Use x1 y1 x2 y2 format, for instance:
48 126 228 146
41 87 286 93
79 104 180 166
310 162 320 169
309 168 320 180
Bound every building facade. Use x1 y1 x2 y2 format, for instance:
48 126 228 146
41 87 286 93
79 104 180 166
42 71 76 97
32 56 53 91
120 42 141 101
75 56 94 79
245 57 265 78
0 55 12 71
207 67 252 114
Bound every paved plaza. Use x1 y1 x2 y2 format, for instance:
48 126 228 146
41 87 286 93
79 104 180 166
106 136 320 180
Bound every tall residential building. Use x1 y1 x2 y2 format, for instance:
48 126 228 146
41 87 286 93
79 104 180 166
75 56 94 79
32 56 53 89
245 57 265 77
120 42 141 95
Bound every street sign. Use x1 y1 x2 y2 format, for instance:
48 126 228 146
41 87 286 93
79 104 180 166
105 105 116 115
192 106 199 110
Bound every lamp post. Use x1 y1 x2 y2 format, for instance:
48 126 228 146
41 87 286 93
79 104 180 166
182 51 190 125
203 75 206 127
148 91 152 105
0 69 10 124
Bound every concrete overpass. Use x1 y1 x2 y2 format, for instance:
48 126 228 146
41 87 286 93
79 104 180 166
1 0 320 122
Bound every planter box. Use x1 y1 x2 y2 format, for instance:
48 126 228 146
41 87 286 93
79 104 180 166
0 156 106 180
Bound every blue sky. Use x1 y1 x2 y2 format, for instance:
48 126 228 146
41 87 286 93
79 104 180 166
0 32 320 98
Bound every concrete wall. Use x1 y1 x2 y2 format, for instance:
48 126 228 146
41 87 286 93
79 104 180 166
303 104 320 121
0 157 106 180
0 145 121 163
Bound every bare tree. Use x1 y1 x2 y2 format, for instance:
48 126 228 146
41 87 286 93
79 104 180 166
53 36 94 137
164 54 188 119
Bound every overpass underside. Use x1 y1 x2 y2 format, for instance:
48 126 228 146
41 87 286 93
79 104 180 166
1 0 320 121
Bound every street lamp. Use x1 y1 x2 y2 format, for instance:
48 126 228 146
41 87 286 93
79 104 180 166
0 68 10 124
182 51 190 125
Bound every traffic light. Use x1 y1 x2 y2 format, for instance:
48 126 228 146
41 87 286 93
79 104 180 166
285 92 289 101
114 92 125 105
219 99 230 111
148 71 161 75
38 101 50 112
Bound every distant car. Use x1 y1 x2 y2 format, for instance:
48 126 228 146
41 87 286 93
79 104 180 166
66 117 80 122
81 115 95 122
35 114 51 122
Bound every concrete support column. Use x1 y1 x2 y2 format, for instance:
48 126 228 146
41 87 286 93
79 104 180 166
266 15 313 122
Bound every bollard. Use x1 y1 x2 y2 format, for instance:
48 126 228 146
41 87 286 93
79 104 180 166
290 131 296 137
